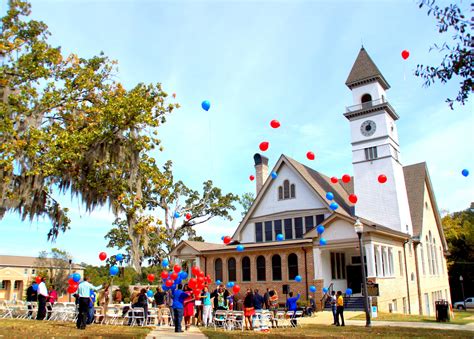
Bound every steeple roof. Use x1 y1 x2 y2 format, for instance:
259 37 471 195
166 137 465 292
345 47 390 90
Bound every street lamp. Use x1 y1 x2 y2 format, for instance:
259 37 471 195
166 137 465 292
354 218 371 327
460 275 466 310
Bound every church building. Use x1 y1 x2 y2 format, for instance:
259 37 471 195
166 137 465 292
170 47 451 316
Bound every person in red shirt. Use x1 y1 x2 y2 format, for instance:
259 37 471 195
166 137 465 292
183 284 195 330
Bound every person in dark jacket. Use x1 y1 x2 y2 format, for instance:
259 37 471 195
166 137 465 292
26 284 37 318
132 288 149 325
210 284 229 311
243 289 254 330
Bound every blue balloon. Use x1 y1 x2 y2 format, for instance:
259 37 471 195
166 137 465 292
329 202 339 210
179 271 188 280
109 265 119 276
236 245 244 252
462 169 469 177
175 278 182 285
346 288 353 296
326 192 334 200
221 236 225 240
319 238 327 246
309 285 317 293
276 233 284 241
322 287 328 293
162 259 169 267
72 273 81 283
171 284 177 290
216 280 222 285
116 253 124 262
174 212 180 218
295 275 302 282
146 290 154 298
201 100 211 111
226 281 234 288
271 171 278 179
162 284 169 291
32 283 38 291
316 225 325 234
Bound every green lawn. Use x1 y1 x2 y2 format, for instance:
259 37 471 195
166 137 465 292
201 324 474 338
0 319 152 338
350 311 473 325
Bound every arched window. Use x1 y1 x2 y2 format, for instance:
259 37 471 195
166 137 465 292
242 256 251 281
257 256 266 281
288 253 299 280
433 238 438 275
278 186 283 200
228 258 236 282
426 235 432 275
215 258 223 282
283 180 290 199
290 184 295 198
361 93 372 103
272 254 282 281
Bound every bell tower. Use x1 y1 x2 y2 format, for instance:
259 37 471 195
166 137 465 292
344 47 413 235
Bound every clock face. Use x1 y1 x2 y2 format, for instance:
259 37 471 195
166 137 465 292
360 120 376 137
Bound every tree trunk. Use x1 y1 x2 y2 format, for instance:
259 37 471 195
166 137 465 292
126 213 142 274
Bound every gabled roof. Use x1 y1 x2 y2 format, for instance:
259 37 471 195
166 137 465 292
231 154 354 240
0 255 83 269
403 162 448 250
345 47 390 90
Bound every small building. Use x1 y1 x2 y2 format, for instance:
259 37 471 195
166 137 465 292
0 255 84 302
171 47 451 315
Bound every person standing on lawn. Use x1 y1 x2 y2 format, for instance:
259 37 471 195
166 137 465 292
26 283 37 318
172 284 188 333
330 290 337 325
36 277 49 320
286 291 300 327
335 290 345 326
76 277 103 330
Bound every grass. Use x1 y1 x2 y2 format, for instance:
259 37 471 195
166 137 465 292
201 324 474 338
350 311 474 325
0 319 152 338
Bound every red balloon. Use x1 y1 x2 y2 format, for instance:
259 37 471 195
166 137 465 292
185 213 191 220
223 236 232 244
165 279 174 287
188 278 197 289
233 285 241 294
194 288 202 297
191 266 201 276
68 278 75 285
348 194 358 204
172 93 177 98
147 274 155 283
306 151 315 160
198 271 205 278
249 175 255 181
259 141 269 152
173 265 181 273
67 285 78 294
342 174 351 183
35 276 41 284
160 271 169 280
378 174 387 184
330 177 338 184
197 277 204 285
170 272 178 280
401 50 410 60
99 252 107 261
270 120 281 129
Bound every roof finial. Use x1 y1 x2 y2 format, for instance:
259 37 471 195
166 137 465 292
361 38 364 49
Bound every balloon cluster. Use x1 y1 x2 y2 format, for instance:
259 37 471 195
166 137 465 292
66 273 81 294
160 265 212 295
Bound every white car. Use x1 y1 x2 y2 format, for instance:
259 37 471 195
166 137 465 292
453 297 474 310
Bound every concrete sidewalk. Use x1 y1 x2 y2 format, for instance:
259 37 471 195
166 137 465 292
146 325 207 339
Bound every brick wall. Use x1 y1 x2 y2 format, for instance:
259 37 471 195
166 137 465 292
201 244 325 310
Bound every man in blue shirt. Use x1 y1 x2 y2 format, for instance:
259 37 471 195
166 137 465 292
76 277 103 330
286 291 300 327
172 284 188 333
253 289 265 328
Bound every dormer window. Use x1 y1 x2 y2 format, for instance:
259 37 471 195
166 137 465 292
278 180 295 200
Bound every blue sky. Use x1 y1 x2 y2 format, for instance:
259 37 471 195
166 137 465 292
1 0 472 266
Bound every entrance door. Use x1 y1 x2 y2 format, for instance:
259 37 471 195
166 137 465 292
346 266 362 294
424 293 430 316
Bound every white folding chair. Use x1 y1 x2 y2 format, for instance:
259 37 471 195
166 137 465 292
1 301 14 319
274 310 287 328
285 310 296 327
103 306 120 325
147 308 159 325
93 306 104 324
213 310 228 330
129 307 146 326
227 310 244 331
294 310 303 327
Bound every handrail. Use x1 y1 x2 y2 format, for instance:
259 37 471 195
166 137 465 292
346 98 387 112
319 282 334 310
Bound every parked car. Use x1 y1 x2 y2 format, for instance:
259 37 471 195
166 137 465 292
453 297 474 310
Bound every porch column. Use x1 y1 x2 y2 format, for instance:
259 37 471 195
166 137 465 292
376 245 383 277
313 248 323 279
364 242 376 278
195 257 201 268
